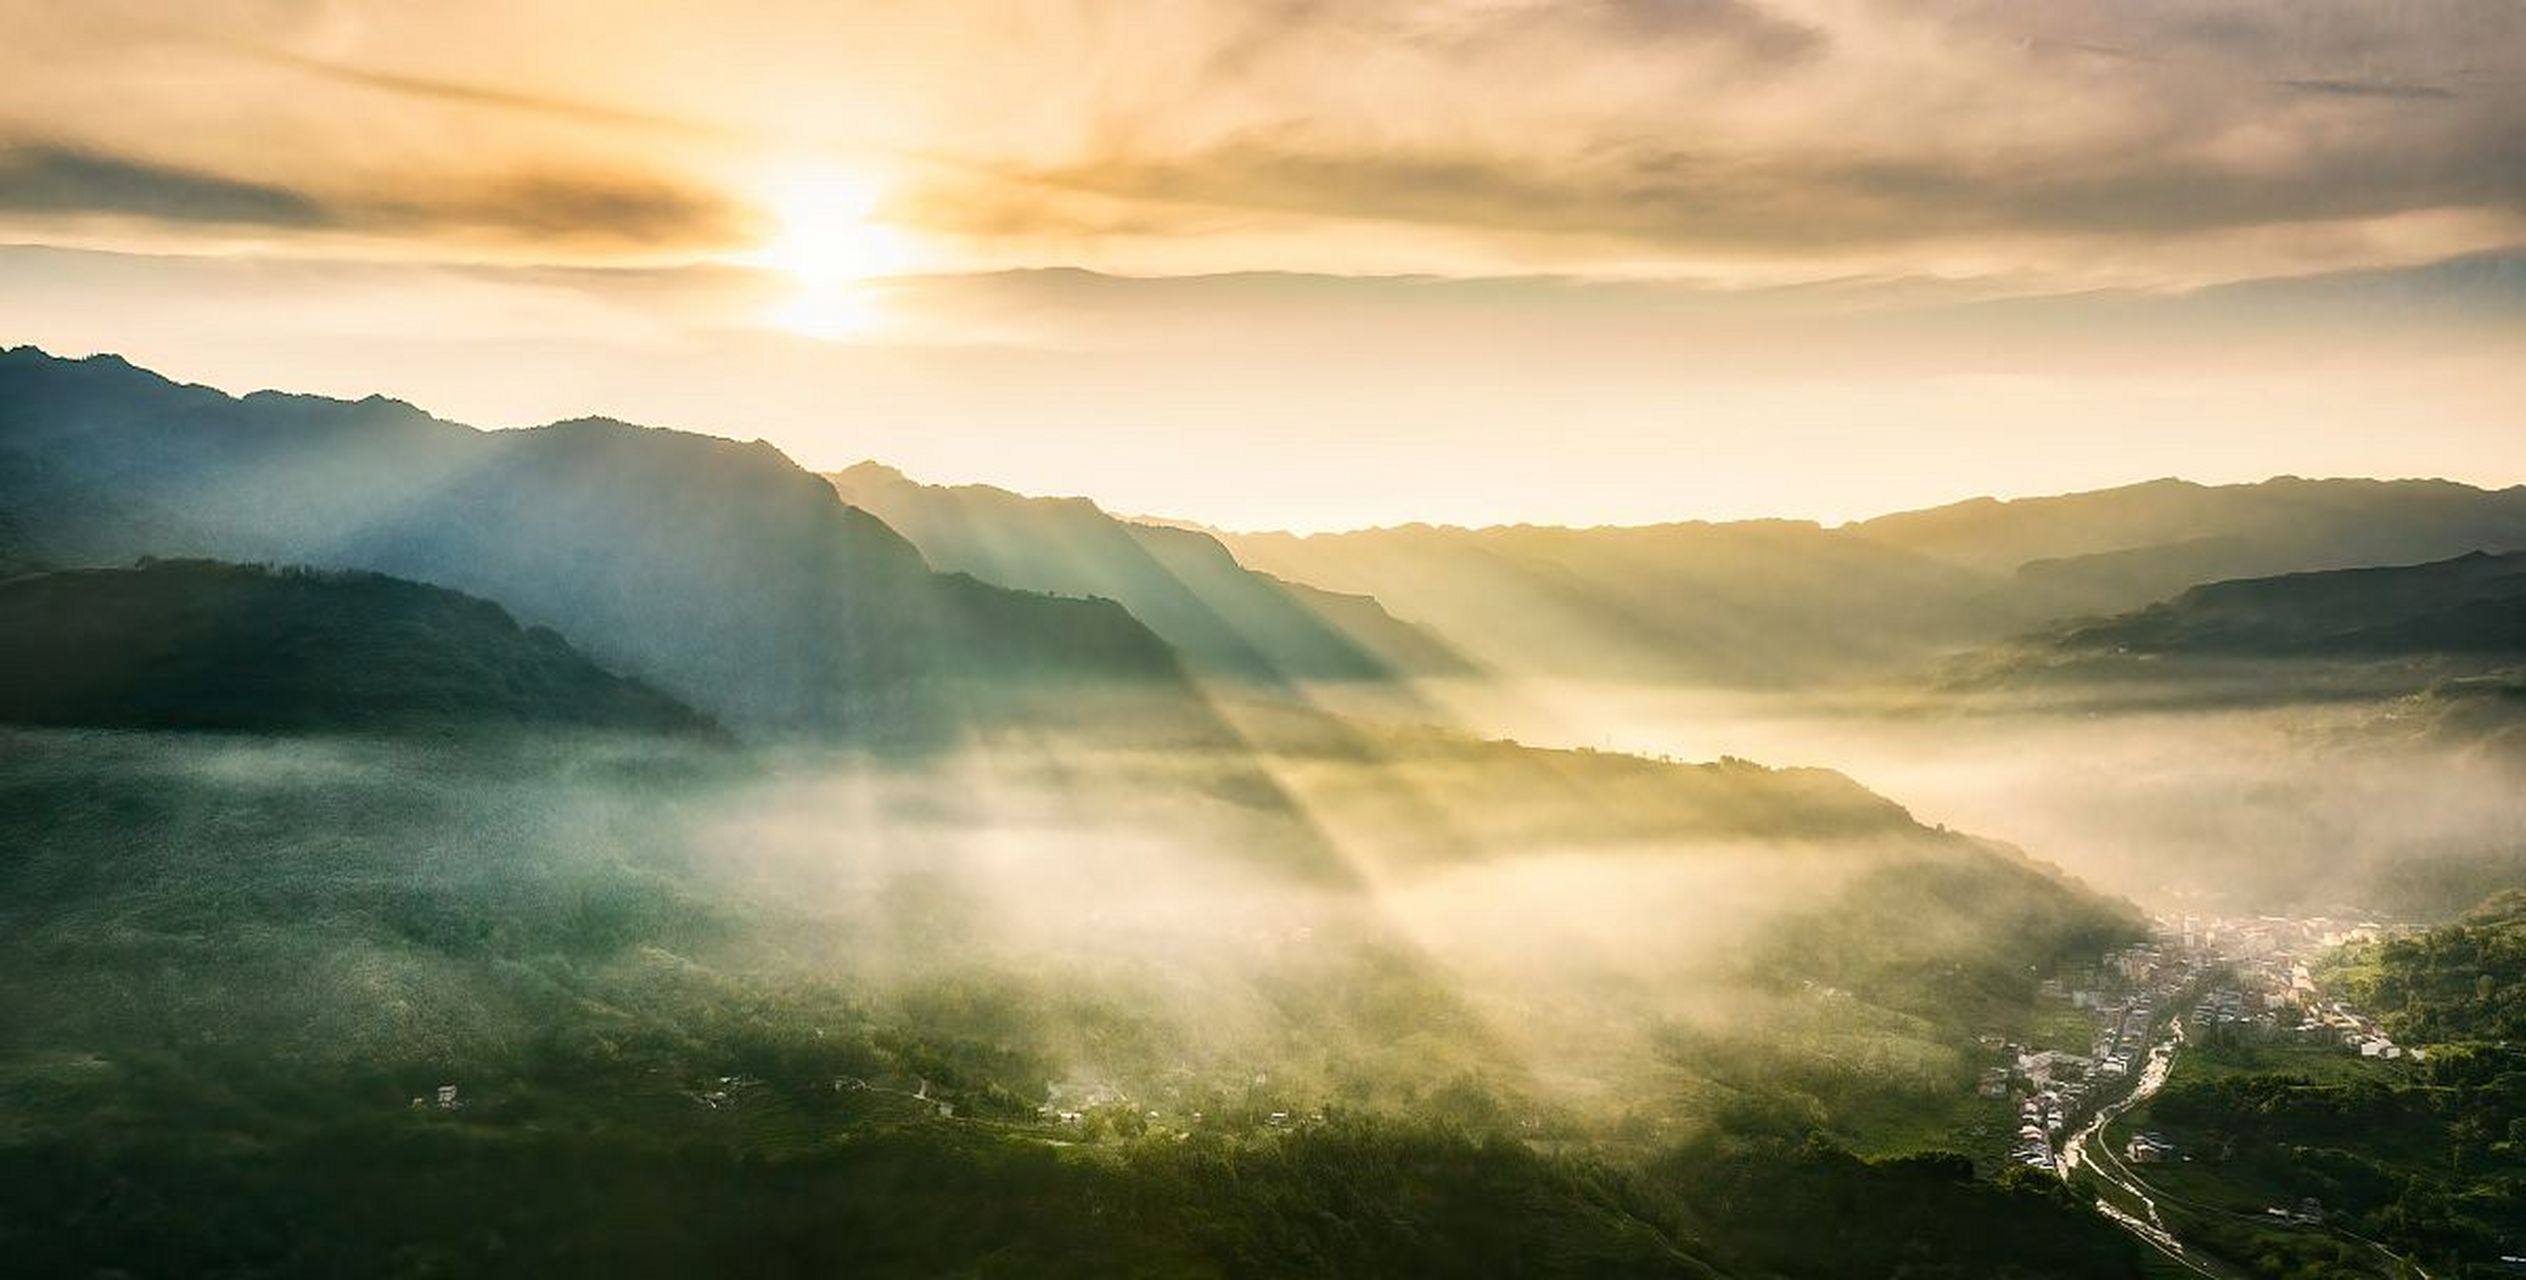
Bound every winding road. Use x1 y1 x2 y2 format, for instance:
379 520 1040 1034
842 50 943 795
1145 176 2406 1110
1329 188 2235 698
2057 1021 2431 1280
2058 1023 2224 1277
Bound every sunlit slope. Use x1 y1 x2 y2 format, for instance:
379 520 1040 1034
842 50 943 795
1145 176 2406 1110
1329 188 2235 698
829 462 1470 684
0 720 2144 1275
0 346 1198 742
1219 478 2526 685
0 690 2148 1136
0 559 717 736
0 566 2146 1270
1951 550 2526 717
2105 891 2526 1273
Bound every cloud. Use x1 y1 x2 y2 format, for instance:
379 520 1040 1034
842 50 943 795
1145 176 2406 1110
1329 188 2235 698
379 173 750 248
0 139 751 252
870 0 2525 276
1589 0 1827 64
0 0 2518 280
233 45 757 141
2279 79 2458 102
0 143 328 227
956 123 2524 257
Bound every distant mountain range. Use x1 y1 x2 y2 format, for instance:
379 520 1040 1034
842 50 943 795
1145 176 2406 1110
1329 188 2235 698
2042 550 2526 662
1949 551 2526 711
828 462 1467 684
0 347 1199 742
1218 478 2526 684
11 343 2526 734
0 559 715 735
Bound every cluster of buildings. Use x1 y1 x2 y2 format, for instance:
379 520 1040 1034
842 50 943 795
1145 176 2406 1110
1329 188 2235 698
1037 1075 1326 1137
2006 1076 2079 1171
2090 990 2161 1081
1040 1078 1128 1125
2125 1130 2177 1164
2174 914 2421 1060
1974 911 2423 1190
408 1083 463 1111
1994 941 2208 1173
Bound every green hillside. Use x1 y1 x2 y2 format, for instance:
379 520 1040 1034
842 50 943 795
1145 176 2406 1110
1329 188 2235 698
2105 892 2526 1277
0 347 1200 742
2045 552 2526 662
1217 479 2526 686
830 462 1469 684
0 720 2148 1277
0 559 716 735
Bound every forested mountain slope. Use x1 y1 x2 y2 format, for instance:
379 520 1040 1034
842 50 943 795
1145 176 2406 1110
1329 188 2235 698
0 559 715 735
1217 479 2526 684
0 347 1197 741
829 462 1468 684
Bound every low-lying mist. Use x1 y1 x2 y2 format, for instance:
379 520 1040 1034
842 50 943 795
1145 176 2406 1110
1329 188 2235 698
1393 677 2526 920
0 720 2129 1158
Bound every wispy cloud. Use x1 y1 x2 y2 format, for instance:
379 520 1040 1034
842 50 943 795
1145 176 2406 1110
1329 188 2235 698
0 143 327 227
231 45 758 142
2278 78 2458 102
0 0 2516 282
0 139 751 251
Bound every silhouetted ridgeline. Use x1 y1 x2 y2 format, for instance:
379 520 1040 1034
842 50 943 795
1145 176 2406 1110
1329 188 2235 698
1219 477 2526 684
829 462 1471 684
0 347 1202 742
0 559 716 735
2045 551 2526 661
1946 551 2526 709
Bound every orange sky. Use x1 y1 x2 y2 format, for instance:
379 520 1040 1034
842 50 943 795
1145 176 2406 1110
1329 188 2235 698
0 1 2519 529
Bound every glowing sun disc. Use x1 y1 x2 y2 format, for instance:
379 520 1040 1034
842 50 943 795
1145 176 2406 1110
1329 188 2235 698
749 171 919 286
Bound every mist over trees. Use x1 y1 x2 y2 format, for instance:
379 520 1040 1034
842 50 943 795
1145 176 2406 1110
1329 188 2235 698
829 462 1470 686
1217 477 2526 686
0 559 718 735
2 346 2520 1276
0 347 1201 743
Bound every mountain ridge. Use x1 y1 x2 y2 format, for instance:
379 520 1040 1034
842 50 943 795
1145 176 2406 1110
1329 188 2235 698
0 345 1206 743
1213 476 2526 685
0 558 719 736
827 460 1471 685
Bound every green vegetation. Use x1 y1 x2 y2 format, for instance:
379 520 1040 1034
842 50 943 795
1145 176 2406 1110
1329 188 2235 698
2043 552 2526 664
0 725 2152 1276
0 560 718 735
1961 552 2526 718
1220 477 2526 687
2330 889 2526 1044
2111 897 2526 1277
0 347 1201 741
829 462 1469 684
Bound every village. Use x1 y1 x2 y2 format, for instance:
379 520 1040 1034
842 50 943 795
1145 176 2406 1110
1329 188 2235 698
2175 913 2418 1062
1981 910 2414 1178
1983 937 2200 1175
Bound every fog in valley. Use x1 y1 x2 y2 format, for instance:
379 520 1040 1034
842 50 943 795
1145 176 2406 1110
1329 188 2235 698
6 716 2123 1162
1404 679 2526 920
6 0 2522 1268
3 350 2519 1275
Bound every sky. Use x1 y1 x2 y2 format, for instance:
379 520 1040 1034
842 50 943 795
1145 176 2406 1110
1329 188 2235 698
0 0 2520 530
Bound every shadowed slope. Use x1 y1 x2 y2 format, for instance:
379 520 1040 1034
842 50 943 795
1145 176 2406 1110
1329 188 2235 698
2040 550 2526 661
0 347 1202 742
0 559 716 735
829 462 1469 684
1220 478 2526 685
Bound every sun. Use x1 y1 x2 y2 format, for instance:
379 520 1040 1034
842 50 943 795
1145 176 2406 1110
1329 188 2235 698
746 170 921 337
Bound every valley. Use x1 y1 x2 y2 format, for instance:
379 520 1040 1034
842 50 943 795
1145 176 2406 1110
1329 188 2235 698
5 3 2518 1271
0 347 2518 1277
